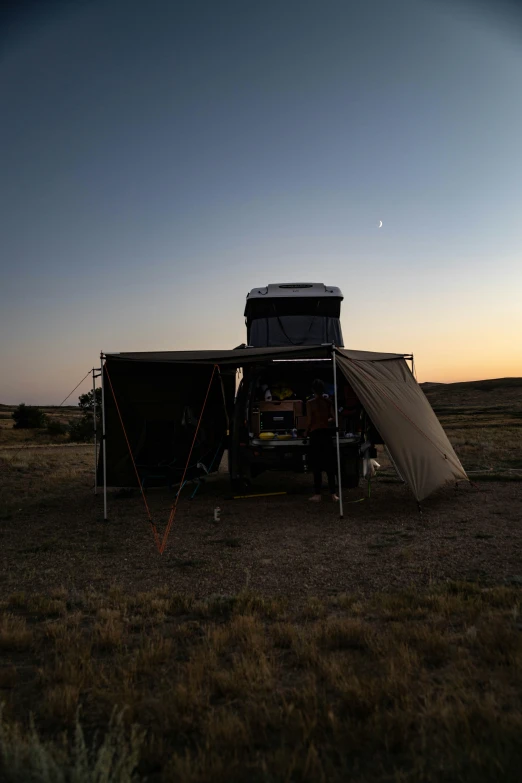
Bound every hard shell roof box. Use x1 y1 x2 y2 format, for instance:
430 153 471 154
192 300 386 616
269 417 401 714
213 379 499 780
244 283 344 347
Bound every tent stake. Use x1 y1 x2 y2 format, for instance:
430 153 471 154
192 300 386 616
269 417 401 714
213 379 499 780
333 349 344 518
100 352 108 521
93 368 97 495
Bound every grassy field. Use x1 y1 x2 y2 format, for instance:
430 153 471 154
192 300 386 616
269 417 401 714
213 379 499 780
1 584 521 782
0 404 83 449
0 378 521 781
422 377 522 476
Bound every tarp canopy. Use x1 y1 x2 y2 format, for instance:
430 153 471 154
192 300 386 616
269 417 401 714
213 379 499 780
100 344 467 500
336 350 468 500
105 346 407 365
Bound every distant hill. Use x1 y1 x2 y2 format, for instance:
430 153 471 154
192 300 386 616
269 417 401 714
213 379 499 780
421 378 522 425
421 378 522 392
0 403 78 411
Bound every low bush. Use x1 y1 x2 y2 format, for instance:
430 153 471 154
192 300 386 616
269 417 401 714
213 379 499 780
68 416 94 443
47 420 68 437
12 404 47 430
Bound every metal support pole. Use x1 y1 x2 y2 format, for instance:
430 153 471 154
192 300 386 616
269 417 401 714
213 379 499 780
332 350 344 518
100 353 108 521
92 368 97 495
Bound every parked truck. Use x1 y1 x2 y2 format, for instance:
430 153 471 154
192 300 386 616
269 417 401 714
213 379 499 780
228 283 366 491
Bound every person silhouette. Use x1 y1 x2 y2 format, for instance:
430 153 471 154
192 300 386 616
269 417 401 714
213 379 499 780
305 379 339 503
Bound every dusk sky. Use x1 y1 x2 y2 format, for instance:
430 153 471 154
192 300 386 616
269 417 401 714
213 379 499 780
1 0 521 404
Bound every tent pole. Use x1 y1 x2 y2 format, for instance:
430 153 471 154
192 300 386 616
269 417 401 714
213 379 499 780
93 368 97 495
100 352 108 521
332 349 344 518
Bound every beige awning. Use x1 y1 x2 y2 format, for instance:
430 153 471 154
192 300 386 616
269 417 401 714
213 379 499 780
336 350 468 500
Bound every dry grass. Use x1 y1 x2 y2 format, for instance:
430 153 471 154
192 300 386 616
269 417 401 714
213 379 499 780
0 615 33 651
0 584 521 781
0 445 93 517
0 380 521 779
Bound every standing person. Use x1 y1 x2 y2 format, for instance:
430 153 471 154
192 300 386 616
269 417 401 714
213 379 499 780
305 379 339 502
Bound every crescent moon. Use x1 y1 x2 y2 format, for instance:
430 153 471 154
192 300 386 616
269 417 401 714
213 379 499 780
379 220 383 228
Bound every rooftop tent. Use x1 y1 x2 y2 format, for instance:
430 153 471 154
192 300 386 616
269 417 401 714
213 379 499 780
244 283 344 348
335 350 468 501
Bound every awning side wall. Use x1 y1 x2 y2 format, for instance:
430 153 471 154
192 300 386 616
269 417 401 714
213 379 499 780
99 360 235 487
335 355 468 500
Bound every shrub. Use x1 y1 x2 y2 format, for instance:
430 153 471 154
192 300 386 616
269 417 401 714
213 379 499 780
68 387 101 443
68 416 94 443
0 706 143 783
12 404 47 429
47 420 68 437
78 388 102 414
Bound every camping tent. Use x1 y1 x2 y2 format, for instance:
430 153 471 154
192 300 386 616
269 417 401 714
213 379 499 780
98 345 467 517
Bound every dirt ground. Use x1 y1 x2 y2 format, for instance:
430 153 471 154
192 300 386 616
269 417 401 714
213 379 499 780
2 377 521 603
1 448 521 602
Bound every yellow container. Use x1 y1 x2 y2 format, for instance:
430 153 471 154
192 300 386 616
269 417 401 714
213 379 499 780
259 432 275 440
